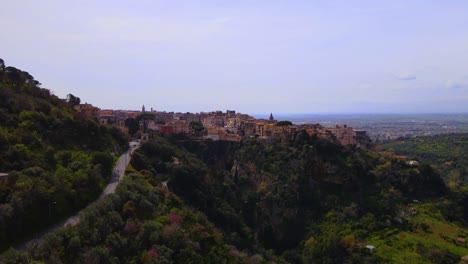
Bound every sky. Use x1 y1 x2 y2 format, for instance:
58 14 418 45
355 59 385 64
1 0 468 114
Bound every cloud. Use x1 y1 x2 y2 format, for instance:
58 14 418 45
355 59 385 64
394 72 416 81
445 80 468 90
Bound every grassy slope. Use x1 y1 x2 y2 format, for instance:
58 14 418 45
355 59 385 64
380 133 468 187
366 202 468 263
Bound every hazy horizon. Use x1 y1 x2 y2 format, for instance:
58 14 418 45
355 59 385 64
253 112 468 119
2 1 468 113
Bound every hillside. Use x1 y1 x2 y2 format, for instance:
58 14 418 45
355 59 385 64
0 57 466 262
3 133 466 263
380 133 468 188
0 58 128 251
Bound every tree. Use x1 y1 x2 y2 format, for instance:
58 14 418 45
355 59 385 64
91 151 114 177
276 121 293 126
125 118 139 137
189 121 204 137
0 248 29 264
66 94 81 106
189 121 204 132
0 58 5 72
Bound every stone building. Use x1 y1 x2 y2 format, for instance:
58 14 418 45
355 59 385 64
73 103 100 119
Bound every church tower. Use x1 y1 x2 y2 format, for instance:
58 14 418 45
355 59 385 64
269 113 274 121
142 105 145 112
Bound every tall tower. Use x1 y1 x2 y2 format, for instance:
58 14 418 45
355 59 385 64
142 105 145 112
269 113 274 121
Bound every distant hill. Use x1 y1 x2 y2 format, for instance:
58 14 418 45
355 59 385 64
380 133 468 187
0 58 128 251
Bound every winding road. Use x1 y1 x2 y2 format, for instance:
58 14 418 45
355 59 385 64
15 141 139 250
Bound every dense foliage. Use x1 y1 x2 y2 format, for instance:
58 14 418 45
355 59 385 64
380 133 468 188
125 133 462 263
2 132 466 263
0 59 128 250
4 132 468 263
276 121 293 126
0 167 285 263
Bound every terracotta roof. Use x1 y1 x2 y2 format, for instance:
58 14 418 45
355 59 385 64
100 110 114 116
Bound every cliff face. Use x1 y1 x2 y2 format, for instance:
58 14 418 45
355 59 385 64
131 135 448 254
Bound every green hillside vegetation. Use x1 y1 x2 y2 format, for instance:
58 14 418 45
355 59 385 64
4 133 466 263
0 58 128 251
1 58 466 262
363 201 468 263
380 133 468 188
0 165 286 263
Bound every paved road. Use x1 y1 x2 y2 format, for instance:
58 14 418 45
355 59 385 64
14 142 140 250
62 143 139 226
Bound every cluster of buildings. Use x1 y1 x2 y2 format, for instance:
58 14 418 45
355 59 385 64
72 103 138 127
0 105 372 187
138 106 371 147
72 103 371 147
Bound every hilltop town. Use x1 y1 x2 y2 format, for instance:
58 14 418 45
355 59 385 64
2 59 467 263
74 103 371 147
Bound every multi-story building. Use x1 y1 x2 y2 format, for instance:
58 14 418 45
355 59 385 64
353 130 372 147
243 121 257 137
327 125 355 145
74 103 100 119
173 120 189 134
